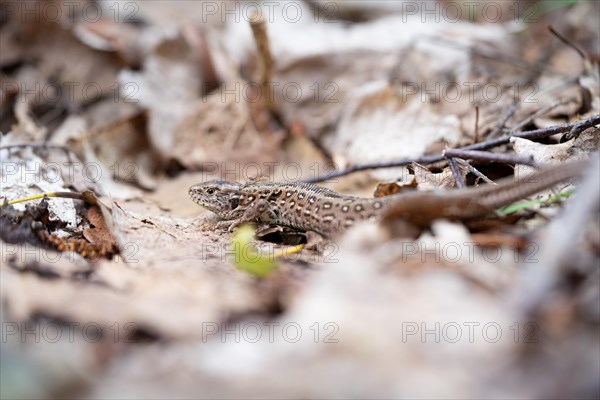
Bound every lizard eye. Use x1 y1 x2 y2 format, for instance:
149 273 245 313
206 188 215 194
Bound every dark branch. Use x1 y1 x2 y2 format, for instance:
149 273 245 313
443 149 537 167
306 114 600 183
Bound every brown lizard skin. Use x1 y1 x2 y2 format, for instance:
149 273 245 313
189 160 587 236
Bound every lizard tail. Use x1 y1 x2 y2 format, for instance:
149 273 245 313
478 157 594 210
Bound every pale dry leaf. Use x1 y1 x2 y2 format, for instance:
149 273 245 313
78 135 143 200
0 136 80 230
220 2 513 143
171 82 281 170
1 258 262 340
82 206 118 251
12 101 47 141
411 163 466 190
511 133 596 180
48 115 106 195
328 81 462 180
0 241 91 280
157 230 516 398
22 17 122 107
89 111 161 191
119 33 202 157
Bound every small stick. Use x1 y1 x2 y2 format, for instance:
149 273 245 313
548 26 587 60
249 12 274 112
455 159 495 185
473 106 480 144
447 157 466 188
443 149 537 167
487 102 519 139
306 115 600 183
2 191 98 207
564 117 595 141
512 100 568 131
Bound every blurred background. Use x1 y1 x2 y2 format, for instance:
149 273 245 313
1 1 599 399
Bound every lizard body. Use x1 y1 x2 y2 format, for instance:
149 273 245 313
189 180 389 236
189 161 587 236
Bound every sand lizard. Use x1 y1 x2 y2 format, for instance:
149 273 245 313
189 161 587 237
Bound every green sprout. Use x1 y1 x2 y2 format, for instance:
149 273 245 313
231 225 303 277
499 189 574 215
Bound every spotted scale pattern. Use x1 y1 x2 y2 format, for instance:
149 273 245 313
189 180 391 236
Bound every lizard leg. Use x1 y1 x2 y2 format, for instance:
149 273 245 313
242 199 277 223
218 200 277 233
215 219 237 231
216 219 252 233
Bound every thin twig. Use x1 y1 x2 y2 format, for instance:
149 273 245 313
512 100 569 131
487 102 519 139
455 159 495 185
548 25 587 60
447 158 466 188
443 149 537 167
306 114 600 183
249 12 274 112
1 191 98 207
474 106 480 144
564 117 597 141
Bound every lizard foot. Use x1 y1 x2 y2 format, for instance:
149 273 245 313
216 219 255 233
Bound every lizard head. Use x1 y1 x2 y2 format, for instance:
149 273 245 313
189 180 243 218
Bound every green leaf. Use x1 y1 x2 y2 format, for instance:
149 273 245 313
231 225 278 277
498 189 574 215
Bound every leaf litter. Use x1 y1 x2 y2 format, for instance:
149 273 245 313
0 1 599 399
